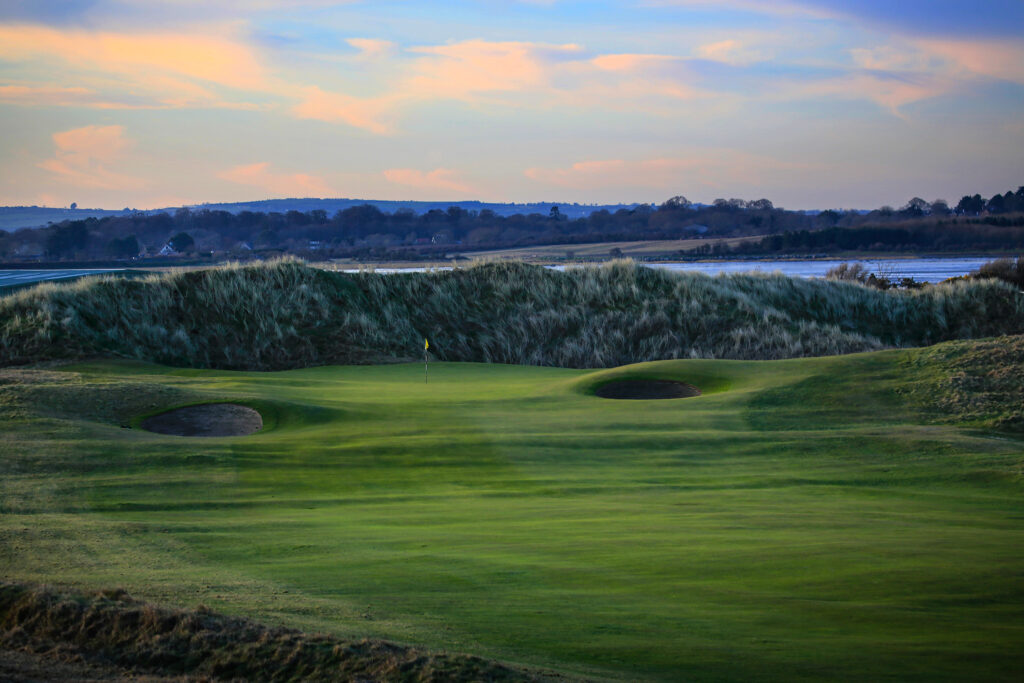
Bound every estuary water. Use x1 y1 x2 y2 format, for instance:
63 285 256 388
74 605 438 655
346 256 997 282
0 268 125 290
0 257 998 291
647 257 995 283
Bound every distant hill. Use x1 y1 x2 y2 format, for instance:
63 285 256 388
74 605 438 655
0 199 641 231
0 207 131 231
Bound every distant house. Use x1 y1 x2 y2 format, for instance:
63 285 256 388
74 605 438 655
158 243 178 256
237 241 253 251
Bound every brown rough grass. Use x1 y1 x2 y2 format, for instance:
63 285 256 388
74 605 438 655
0 582 542 682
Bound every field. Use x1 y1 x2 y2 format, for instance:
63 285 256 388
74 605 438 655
2 343 1023 681
460 236 764 261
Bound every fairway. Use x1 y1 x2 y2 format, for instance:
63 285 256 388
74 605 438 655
2 353 1023 681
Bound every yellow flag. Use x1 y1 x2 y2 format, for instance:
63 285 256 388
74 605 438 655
424 338 429 350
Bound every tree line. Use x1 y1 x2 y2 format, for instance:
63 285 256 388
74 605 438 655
1 186 1020 262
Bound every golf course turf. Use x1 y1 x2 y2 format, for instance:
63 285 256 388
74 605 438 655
1 342 1023 681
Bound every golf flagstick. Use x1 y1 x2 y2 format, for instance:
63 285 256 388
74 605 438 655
424 337 429 384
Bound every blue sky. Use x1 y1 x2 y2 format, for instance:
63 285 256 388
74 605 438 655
0 0 1021 209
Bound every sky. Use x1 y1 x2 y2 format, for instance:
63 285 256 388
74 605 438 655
0 0 1021 210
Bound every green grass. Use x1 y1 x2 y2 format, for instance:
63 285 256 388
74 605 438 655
2 347 1023 681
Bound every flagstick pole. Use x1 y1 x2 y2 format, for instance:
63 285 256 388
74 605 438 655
424 343 428 384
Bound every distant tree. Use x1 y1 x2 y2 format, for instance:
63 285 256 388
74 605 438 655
549 205 562 220
446 206 468 225
987 193 1006 214
817 210 840 226
45 222 89 257
609 247 624 258
168 231 194 252
748 198 774 211
660 195 692 210
106 235 139 258
930 199 950 216
174 207 194 227
70 202 77 210
956 194 985 215
256 229 279 247
900 197 930 217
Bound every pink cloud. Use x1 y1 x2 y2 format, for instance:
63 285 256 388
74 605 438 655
0 24 267 91
291 86 396 134
786 71 949 116
218 162 334 197
347 38 397 60
406 40 578 99
590 53 676 72
0 24 268 111
525 152 813 191
383 168 473 194
0 25 705 132
37 125 144 190
693 39 765 65
0 85 96 106
914 39 1024 84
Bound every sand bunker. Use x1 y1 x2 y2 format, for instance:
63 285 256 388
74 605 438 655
141 403 263 437
595 380 701 400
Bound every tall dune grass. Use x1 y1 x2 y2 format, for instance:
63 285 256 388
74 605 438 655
2 259 1022 369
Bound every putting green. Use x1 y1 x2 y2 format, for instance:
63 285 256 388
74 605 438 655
1 353 1022 681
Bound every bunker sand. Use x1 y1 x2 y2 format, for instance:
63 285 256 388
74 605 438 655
141 403 263 437
595 379 701 399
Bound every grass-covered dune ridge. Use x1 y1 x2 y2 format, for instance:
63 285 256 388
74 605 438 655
0 582 534 681
2 259 1023 369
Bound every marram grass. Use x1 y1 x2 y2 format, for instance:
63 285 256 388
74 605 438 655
2 259 1022 370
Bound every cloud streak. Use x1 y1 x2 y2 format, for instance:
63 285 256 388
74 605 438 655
218 162 334 197
37 125 144 190
383 168 474 194
525 152 815 192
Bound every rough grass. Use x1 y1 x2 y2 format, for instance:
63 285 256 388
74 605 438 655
2 259 1023 369
0 582 535 682
899 334 1024 431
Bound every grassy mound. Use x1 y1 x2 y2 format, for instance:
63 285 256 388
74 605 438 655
0 582 533 681
2 259 1023 369
899 334 1024 431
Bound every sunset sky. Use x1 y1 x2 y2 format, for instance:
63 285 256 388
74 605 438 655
1 0 1022 210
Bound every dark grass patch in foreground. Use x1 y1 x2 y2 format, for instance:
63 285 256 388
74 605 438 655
0 582 539 682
